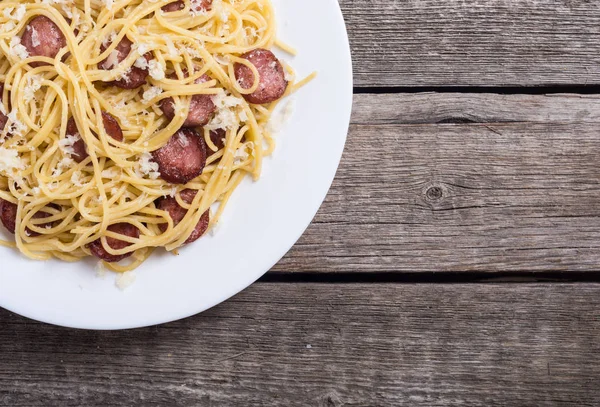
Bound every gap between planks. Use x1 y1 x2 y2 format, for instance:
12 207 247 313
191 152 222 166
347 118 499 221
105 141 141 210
260 271 600 284
353 85 600 95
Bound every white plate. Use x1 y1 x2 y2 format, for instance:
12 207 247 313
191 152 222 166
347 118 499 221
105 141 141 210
0 0 352 330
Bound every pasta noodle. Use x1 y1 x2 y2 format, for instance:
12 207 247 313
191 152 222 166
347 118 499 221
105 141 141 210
0 0 305 272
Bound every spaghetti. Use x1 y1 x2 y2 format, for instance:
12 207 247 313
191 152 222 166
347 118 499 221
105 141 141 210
0 0 310 272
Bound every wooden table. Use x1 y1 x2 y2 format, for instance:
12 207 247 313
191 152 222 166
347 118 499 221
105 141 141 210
2 1 600 405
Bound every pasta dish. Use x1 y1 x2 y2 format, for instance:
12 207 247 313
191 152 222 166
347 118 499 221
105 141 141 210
0 0 311 272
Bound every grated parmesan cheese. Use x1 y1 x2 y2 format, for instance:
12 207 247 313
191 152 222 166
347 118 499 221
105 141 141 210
204 90 245 131
134 56 149 69
116 68 132 84
6 111 27 136
142 86 163 103
4 5 26 22
136 152 160 179
52 156 74 176
95 261 106 278
176 133 190 147
148 60 165 80
284 70 295 82
0 147 25 174
101 168 118 178
16 5 27 21
133 43 151 55
233 145 249 164
2 8 14 19
23 75 43 103
62 3 74 19
28 26 41 48
267 99 295 134
102 31 117 47
58 134 79 156
9 36 29 60
70 170 84 186
2 21 16 33
116 271 136 290
179 46 201 58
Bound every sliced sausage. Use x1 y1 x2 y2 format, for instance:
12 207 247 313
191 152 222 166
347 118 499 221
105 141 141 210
101 111 124 142
160 73 216 127
162 0 212 12
88 223 140 263
0 111 6 134
0 83 7 133
206 128 225 155
0 199 58 236
156 189 209 244
151 128 207 184
66 112 123 163
66 117 87 163
234 49 288 104
99 37 151 89
21 16 67 68
0 198 17 234
161 1 184 12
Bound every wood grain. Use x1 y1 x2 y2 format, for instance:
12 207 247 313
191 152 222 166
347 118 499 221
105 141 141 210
341 0 600 87
350 93 600 125
273 93 600 273
1 283 599 406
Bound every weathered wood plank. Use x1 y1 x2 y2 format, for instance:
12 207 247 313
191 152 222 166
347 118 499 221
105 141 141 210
1 283 599 406
341 0 600 87
273 93 600 272
350 93 600 124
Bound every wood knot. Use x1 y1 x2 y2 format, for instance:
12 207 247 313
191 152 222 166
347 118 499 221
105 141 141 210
322 392 343 407
425 186 443 201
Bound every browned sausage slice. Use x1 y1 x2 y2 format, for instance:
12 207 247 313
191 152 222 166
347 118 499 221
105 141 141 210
234 49 288 104
161 1 184 12
0 200 58 236
66 112 123 163
101 111 124 142
151 128 207 184
160 73 216 127
88 223 140 263
66 117 87 163
0 198 17 234
162 0 212 12
99 37 150 89
21 16 67 68
156 189 209 244
0 83 7 133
